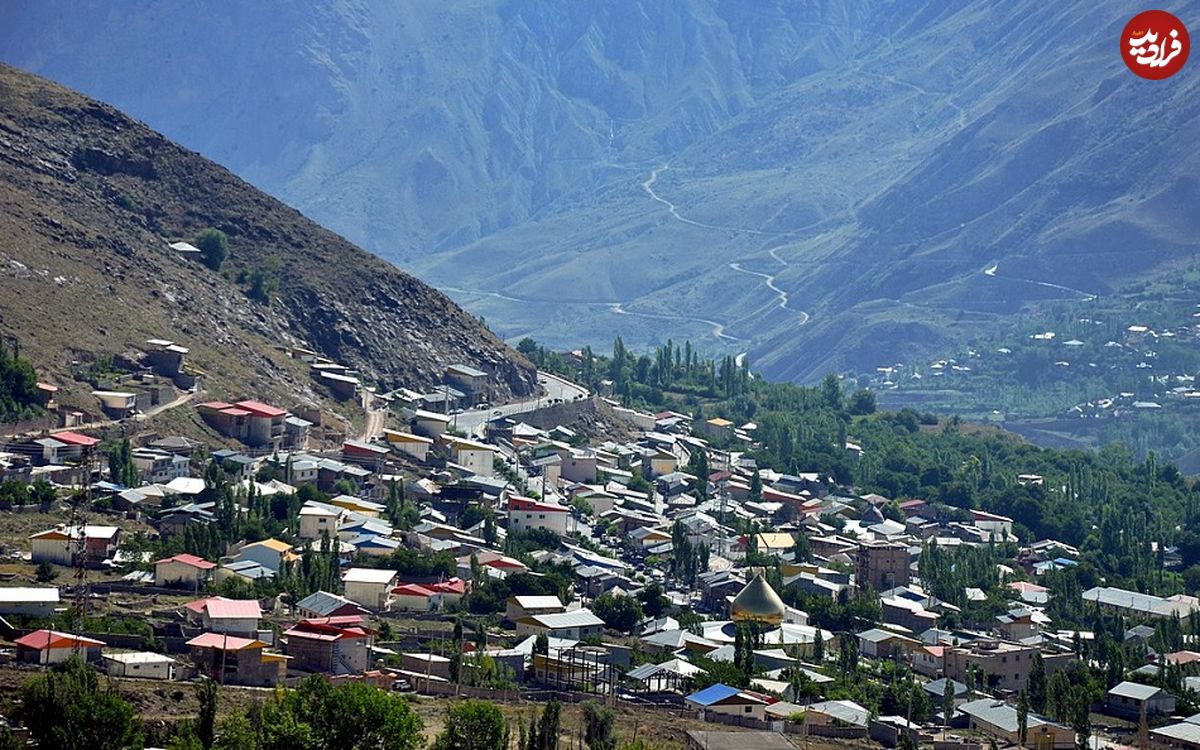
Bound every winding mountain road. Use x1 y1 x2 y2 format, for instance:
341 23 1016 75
640 163 813 330
982 261 1097 301
438 287 744 342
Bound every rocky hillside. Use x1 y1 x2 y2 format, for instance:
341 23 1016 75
0 64 536 412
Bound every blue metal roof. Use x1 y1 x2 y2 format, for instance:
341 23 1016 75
686 683 739 706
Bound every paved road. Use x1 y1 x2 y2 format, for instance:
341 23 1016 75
452 372 588 437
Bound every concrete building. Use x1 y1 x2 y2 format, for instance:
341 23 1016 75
507 495 572 536
506 595 566 623
515 609 605 640
233 538 294 575
412 409 451 439
943 640 1072 693
30 524 120 566
187 633 287 686
342 567 398 611
184 597 263 637
684 683 768 722
131 448 190 484
858 628 921 659
958 699 1074 749
0 587 60 618
1084 586 1199 624
104 651 177 680
443 436 495 477
298 504 345 540
390 579 466 613
284 617 371 675
382 430 433 461
856 540 910 590
445 364 489 402
16 630 105 665
154 554 216 589
1107 681 1176 721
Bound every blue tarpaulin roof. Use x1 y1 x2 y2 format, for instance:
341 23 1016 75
686 683 739 706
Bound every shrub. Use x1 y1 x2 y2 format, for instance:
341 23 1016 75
195 228 228 271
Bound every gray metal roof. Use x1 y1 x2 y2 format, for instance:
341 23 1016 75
1109 681 1165 701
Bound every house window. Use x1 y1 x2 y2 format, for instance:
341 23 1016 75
744 707 752 713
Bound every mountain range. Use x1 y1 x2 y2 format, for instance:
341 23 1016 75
2 1 1196 382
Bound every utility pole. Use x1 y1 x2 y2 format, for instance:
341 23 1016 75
70 443 93 651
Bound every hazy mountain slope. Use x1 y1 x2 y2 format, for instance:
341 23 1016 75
4 1 1196 384
416 0 1200 380
0 0 847 256
0 64 535 411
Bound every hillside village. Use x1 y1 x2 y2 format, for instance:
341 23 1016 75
872 281 1200 468
4 342 1200 750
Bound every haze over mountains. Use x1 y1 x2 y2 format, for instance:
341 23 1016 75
4 0 1196 382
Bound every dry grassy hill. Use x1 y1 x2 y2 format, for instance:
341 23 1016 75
0 64 535 415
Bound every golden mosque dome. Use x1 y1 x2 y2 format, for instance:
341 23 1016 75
730 573 786 625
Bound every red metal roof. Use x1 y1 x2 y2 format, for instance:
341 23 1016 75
233 400 286 418
185 596 261 619
154 553 216 570
15 629 105 650
392 583 435 597
205 598 262 619
53 431 100 447
186 632 263 650
429 577 466 594
508 496 569 514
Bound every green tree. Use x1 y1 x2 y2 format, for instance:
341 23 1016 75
847 389 877 415
295 677 423 750
820 374 844 411
637 582 668 618
213 714 257 750
526 700 561 750
943 679 956 727
433 700 510 750
108 438 139 487
168 727 204 750
1028 651 1047 713
196 678 218 750
1047 670 1072 722
593 592 643 633
582 701 616 750
35 559 56 582
1017 690 1029 747
1070 688 1091 750
0 340 39 421
20 657 143 750
195 228 229 271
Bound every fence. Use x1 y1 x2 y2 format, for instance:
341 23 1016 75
806 724 869 740
700 712 772 731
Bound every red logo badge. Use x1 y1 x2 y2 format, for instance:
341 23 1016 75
1122 10 1189 79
